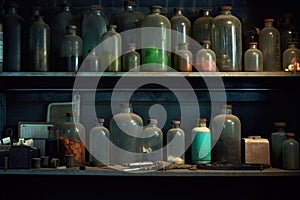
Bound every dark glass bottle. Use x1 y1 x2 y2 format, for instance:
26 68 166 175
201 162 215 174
211 104 241 164
122 42 140 71
82 4 107 59
195 40 217 72
101 25 122 72
282 41 300 72
282 133 299 170
28 15 50 72
0 22 3 71
174 42 193 72
60 25 83 72
271 122 287 168
45 126 58 164
0 2 26 72
244 42 263 72
192 8 213 44
50 2 75 71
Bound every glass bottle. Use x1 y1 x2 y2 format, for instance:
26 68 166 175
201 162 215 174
195 40 217 72
122 42 140 72
82 49 101 72
166 120 185 164
115 1 145 52
109 103 144 164
0 1 26 72
192 8 213 44
174 42 193 72
143 119 163 162
271 122 287 168
141 5 171 72
191 118 211 164
282 42 300 72
210 6 242 71
50 1 76 71
28 15 50 72
59 112 86 167
45 126 58 164
101 25 122 72
278 12 297 54
282 133 299 170
82 4 107 59
60 25 83 72
0 22 3 71
259 18 281 71
244 42 263 72
89 118 110 167
211 104 241 164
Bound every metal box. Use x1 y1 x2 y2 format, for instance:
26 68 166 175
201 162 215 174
242 136 270 165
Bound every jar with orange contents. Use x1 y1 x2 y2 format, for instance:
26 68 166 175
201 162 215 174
59 112 86 167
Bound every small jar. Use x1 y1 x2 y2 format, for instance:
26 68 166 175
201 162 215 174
244 41 263 71
174 42 193 72
122 42 140 71
195 40 216 72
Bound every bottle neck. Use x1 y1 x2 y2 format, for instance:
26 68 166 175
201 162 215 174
125 5 134 12
249 44 257 49
62 6 71 13
173 124 180 128
203 43 210 49
6 7 17 15
121 105 132 113
203 10 210 16
67 116 75 122
277 127 285 132
221 108 232 114
220 10 231 15
198 122 207 127
176 9 183 16
265 22 273 28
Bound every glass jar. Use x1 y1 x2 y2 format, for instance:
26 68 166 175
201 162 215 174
282 133 299 170
195 40 217 72
192 8 213 44
191 118 211 164
59 112 86 167
141 5 171 72
271 122 287 168
82 49 101 72
211 104 241 164
166 120 185 164
89 118 110 167
210 6 242 71
244 42 263 72
109 103 144 164
174 42 193 72
28 15 50 72
101 25 122 72
122 42 140 71
143 119 163 162
50 1 76 71
60 25 83 72
282 42 300 72
82 4 107 59
259 18 281 71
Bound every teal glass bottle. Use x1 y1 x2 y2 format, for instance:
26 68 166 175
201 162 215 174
174 42 193 72
122 42 140 71
192 8 213 44
271 122 287 168
244 41 263 72
282 41 300 72
195 40 217 72
166 120 185 165
282 133 299 170
191 118 211 164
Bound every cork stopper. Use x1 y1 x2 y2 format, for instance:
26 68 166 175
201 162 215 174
264 18 274 22
97 118 105 123
172 120 181 125
274 122 286 127
286 133 295 137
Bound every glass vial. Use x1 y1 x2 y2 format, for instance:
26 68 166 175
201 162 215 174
211 104 241 164
174 42 193 72
259 18 281 71
244 41 263 71
271 122 287 168
282 42 300 72
122 42 140 72
141 5 171 72
191 118 211 164
166 120 185 165
211 6 242 71
143 119 163 162
282 133 299 170
101 25 122 72
192 8 213 44
60 25 83 72
89 118 110 167
195 40 217 72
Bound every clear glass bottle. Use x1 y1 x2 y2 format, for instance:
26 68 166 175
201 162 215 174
244 41 263 71
211 104 241 164
271 122 287 168
60 25 83 72
282 42 300 72
28 15 50 72
192 8 213 44
195 40 217 72
174 42 193 72
191 118 211 164
282 133 299 170
0 22 3 71
82 49 101 72
259 18 281 71
109 103 144 164
89 118 110 167
101 25 122 72
82 4 107 59
166 120 185 164
122 42 140 71
143 119 163 162
50 1 76 71
210 6 242 71
278 12 297 54
59 112 86 167
141 5 171 72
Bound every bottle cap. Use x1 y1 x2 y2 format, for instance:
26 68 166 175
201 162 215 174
286 133 295 137
172 120 181 125
221 104 232 109
198 118 207 123
201 40 211 45
274 122 286 127
97 118 105 123
264 18 274 22
248 42 258 45
219 6 232 11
